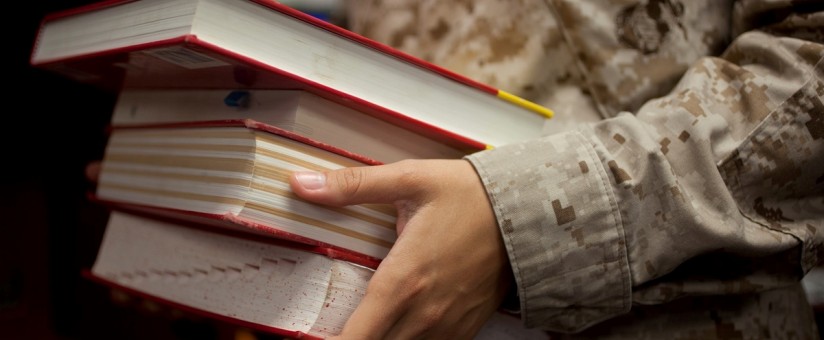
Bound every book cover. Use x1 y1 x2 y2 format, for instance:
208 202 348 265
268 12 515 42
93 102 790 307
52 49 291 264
31 0 553 151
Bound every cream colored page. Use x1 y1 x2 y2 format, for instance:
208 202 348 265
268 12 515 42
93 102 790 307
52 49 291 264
92 212 351 333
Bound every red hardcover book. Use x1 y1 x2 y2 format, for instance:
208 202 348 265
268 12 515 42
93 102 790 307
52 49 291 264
30 0 553 151
107 88 469 164
88 211 548 339
89 210 375 339
95 121 398 264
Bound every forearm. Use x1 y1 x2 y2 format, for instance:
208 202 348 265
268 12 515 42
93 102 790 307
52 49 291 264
467 21 824 333
468 130 631 333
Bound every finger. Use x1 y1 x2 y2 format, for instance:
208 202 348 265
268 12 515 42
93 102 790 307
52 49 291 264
331 259 411 339
85 161 102 183
289 161 422 206
330 291 399 339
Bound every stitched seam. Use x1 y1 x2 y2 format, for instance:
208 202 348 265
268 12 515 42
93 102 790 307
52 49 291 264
465 156 530 315
578 130 633 314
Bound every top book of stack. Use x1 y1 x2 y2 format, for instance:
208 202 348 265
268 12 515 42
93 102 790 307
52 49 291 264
30 0 552 151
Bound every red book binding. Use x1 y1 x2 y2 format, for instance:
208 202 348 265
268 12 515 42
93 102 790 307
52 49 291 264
95 120 397 267
31 0 552 151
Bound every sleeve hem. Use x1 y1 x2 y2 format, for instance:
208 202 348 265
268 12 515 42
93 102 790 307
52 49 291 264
466 129 632 333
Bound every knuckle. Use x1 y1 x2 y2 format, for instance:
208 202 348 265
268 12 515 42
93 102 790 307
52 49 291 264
334 168 364 198
392 160 425 188
405 275 431 298
371 266 432 305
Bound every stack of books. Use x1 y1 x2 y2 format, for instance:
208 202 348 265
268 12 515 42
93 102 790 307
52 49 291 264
31 0 553 338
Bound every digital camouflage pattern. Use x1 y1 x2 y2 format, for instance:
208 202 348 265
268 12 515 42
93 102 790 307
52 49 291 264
347 0 823 338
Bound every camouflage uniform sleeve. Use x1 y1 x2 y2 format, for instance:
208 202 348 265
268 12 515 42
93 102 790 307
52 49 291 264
467 3 824 333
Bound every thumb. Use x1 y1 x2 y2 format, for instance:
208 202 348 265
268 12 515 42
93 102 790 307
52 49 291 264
289 163 416 206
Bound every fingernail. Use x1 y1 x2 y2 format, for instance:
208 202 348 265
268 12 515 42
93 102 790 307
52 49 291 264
295 171 326 190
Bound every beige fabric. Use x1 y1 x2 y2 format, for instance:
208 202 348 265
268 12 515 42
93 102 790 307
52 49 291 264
347 0 824 337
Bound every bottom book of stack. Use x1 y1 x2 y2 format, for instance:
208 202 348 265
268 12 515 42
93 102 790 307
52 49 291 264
89 211 547 339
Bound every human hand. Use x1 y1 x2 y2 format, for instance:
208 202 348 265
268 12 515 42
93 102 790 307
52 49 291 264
290 159 512 339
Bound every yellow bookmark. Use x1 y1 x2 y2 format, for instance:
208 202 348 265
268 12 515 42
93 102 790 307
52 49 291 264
497 90 554 119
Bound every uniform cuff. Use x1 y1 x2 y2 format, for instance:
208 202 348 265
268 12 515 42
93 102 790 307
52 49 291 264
466 130 631 333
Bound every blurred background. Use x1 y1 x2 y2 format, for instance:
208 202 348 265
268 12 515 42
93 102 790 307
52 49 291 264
5 1 344 339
